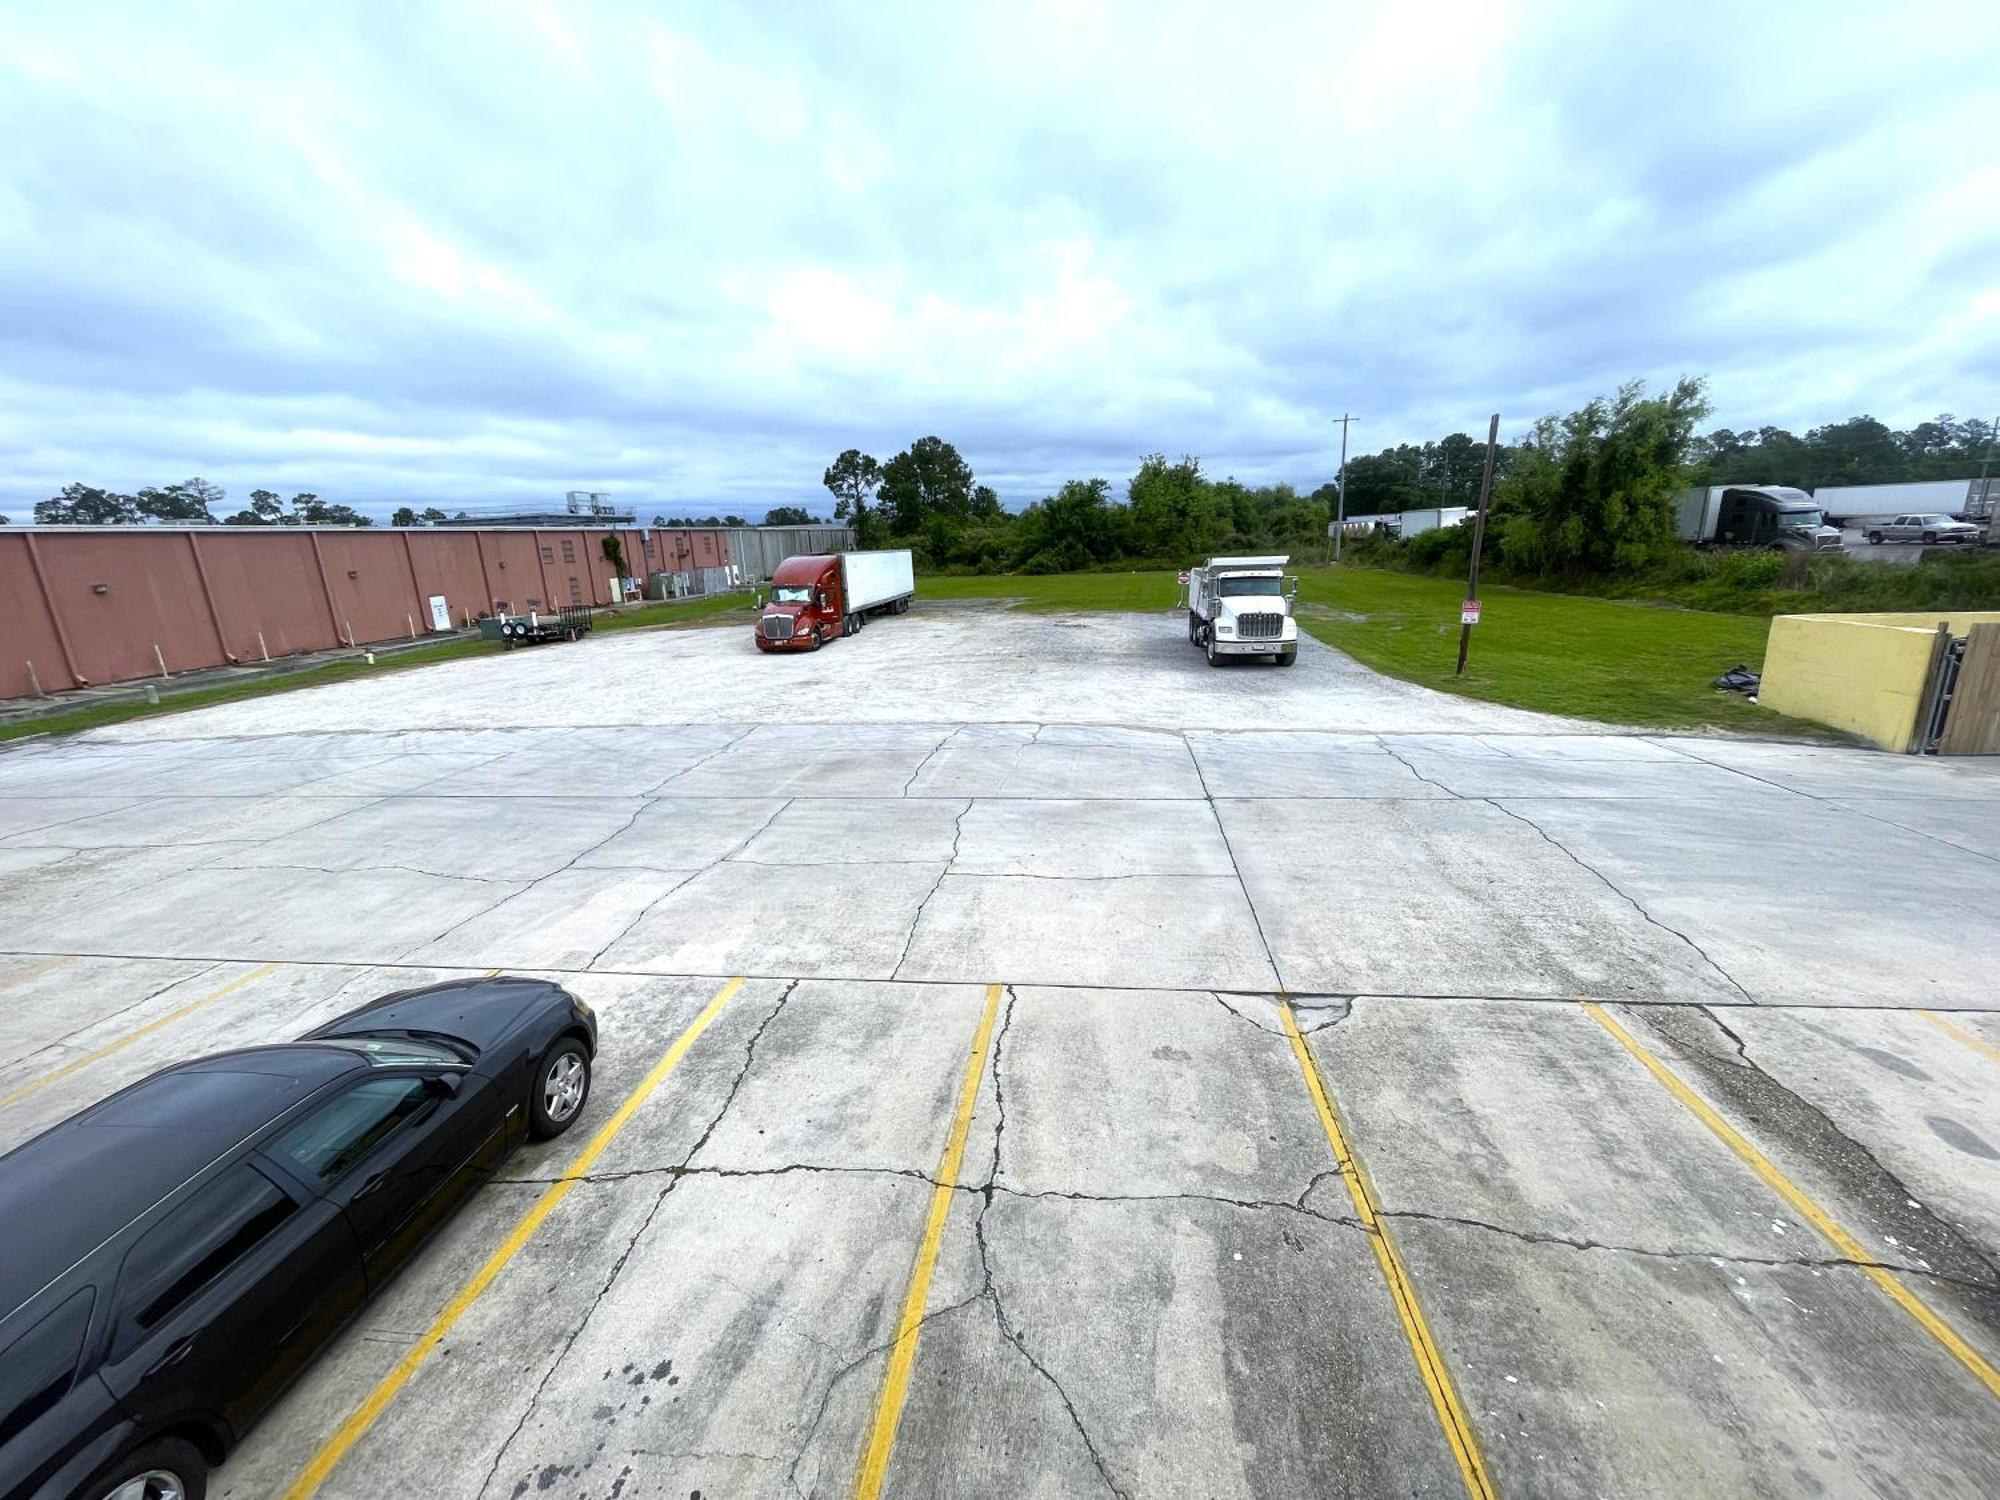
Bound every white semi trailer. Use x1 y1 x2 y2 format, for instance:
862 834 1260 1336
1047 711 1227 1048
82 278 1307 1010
1183 555 1299 667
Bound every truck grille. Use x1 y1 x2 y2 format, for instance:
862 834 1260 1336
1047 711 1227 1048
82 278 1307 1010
760 616 794 641
1237 612 1284 639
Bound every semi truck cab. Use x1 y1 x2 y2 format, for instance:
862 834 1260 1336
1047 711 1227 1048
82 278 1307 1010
754 549 915 652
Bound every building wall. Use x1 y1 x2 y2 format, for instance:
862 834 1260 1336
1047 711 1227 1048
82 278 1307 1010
0 524 739 702
1760 611 2000 751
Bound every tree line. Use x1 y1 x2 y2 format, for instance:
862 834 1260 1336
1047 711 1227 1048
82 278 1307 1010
31 480 372 526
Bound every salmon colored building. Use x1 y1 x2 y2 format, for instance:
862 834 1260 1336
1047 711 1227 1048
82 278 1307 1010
1 524 738 701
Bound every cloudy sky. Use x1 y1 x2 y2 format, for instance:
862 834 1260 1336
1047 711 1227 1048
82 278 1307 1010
2 1 1995 522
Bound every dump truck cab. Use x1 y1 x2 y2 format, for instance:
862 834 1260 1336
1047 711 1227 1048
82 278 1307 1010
757 554 844 651
1185 555 1300 667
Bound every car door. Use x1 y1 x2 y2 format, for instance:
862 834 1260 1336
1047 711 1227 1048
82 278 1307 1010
98 1160 364 1440
1889 514 1914 540
261 1069 507 1290
0 1286 126 1500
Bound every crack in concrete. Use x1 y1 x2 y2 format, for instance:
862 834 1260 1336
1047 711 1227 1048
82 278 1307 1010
477 980 801 1500
578 799 795 970
993 1181 1357 1228
206 860 521 886
495 1160 956 1190
1382 1207 1999 1292
1375 737 1465 797
1210 989 1288 1038
644 725 759 794
1291 996 1356 1034
782 1291 990 1499
886 805 966 980
1183 736 1287 994
1485 799 1755 1002
1633 1005 2000 1301
898 725 964 798
1648 739 2000 867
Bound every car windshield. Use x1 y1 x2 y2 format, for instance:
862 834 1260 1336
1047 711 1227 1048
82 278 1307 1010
1777 509 1824 530
771 585 813 603
1220 576 1284 596
320 1033 471 1066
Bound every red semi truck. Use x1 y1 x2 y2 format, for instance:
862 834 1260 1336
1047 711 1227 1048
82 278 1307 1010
753 549 916 652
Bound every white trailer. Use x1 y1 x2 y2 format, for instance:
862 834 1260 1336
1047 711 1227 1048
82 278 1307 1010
1184 555 1299 667
839 548 915 616
1812 479 1990 525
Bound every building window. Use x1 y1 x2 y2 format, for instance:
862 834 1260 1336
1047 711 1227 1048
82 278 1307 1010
561 540 576 563
540 546 554 563
569 577 583 604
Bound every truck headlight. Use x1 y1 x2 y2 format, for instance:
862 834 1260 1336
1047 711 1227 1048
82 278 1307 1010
1216 622 1234 636
794 621 810 636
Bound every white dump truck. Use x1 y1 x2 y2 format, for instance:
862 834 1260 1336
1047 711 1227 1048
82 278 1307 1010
1184 555 1300 667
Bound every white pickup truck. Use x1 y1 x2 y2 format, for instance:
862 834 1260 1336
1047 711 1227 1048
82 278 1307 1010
1184 555 1300 667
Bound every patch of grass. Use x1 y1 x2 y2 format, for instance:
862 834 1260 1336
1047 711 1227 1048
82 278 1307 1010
594 592 750 632
2 594 753 744
0 638 505 743
920 571 1185 612
918 565 1823 735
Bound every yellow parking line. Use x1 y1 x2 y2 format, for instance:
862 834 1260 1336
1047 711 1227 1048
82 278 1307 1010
0 962 281 1113
282 974 745 1499
0 955 77 991
1582 1000 2000 1401
1279 1003 1497 1499
1916 1010 2000 1067
855 983 1003 1500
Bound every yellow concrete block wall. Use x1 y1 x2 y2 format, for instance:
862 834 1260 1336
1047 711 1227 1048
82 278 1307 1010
1759 612 2000 751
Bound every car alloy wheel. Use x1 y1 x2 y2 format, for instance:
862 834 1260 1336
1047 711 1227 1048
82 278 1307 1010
543 1052 587 1124
103 1473 188 1500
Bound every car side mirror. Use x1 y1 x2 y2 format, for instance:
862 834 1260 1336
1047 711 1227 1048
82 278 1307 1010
1284 577 1299 599
423 1073 462 1098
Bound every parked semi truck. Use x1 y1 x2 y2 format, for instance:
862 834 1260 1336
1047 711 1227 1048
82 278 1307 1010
1675 486 1841 552
1184 555 1299 667
754 548 915 652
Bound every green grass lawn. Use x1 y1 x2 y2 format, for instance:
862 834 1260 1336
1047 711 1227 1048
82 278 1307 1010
923 565 1816 735
1 592 750 744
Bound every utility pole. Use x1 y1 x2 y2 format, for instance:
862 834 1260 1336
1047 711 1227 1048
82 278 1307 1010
1331 413 1356 562
1455 413 1501 677
1978 411 1999 518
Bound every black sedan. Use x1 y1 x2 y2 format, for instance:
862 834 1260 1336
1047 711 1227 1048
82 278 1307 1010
0 976 596 1500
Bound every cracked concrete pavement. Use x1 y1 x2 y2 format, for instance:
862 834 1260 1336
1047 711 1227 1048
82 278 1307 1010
3 606 1999 1497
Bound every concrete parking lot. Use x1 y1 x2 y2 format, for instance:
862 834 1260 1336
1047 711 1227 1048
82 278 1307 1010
3 603 1999 1498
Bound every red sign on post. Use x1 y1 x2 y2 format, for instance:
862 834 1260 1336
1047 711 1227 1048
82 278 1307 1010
1461 600 1482 625
1177 570 1191 584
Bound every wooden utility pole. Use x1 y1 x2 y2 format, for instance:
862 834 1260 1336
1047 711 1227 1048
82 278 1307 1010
1330 413 1356 562
1455 413 1501 676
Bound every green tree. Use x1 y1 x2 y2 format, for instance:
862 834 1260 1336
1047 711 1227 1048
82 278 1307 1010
878 436 975 535
764 504 816 525
823 449 884 544
1498 377 1710 576
391 506 418 526
135 477 222 523
1127 454 1226 560
1011 478 1127 572
34 483 140 524
422 507 449 524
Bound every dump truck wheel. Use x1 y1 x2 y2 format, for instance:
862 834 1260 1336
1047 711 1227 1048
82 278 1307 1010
1278 651 1297 667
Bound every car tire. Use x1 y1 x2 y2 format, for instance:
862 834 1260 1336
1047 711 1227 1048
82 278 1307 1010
530 1038 592 1140
1867 532 1882 544
1277 651 1297 667
79 1436 208 1500
1923 532 1936 543
809 630 822 651
1206 635 1223 667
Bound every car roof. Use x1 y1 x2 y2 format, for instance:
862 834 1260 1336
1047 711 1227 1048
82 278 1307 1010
0 1046 364 1318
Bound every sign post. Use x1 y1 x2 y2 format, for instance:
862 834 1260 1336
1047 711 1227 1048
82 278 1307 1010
1455 413 1500 677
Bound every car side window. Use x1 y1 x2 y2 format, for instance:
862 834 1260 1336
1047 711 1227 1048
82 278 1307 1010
0 1288 95 1447
114 1166 296 1355
267 1076 433 1186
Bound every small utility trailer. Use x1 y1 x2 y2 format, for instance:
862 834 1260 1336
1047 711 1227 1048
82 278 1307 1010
481 604 595 647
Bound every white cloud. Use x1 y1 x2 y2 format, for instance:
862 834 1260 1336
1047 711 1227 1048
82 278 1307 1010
0 0 1994 521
